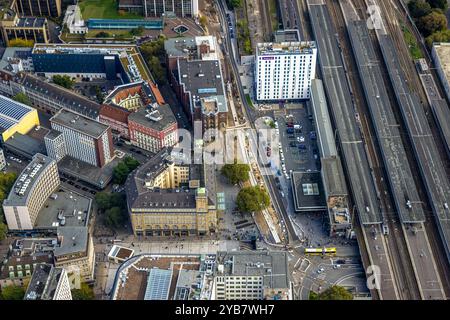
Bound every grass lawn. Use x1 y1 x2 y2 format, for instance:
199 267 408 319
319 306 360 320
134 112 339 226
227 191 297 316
245 94 254 109
79 0 142 20
86 29 133 38
401 24 423 60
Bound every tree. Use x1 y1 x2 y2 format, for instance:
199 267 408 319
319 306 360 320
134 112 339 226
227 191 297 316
428 0 448 11
71 283 95 300
426 29 450 47
417 11 448 36
53 75 75 89
104 207 124 229
227 0 241 8
199 15 208 29
309 285 353 300
8 39 34 47
95 192 126 211
95 31 111 38
130 26 144 36
148 56 166 85
236 186 270 213
408 0 432 18
221 163 250 185
0 222 7 241
0 285 25 300
12 93 31 106
112 156 140 185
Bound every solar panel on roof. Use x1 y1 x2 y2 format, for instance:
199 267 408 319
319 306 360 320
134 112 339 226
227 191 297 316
0 117 15 131
0 96 32 121
144 268 172 300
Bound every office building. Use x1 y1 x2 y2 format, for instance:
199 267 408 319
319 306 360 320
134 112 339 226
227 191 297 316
165 36 219 72
125 148 217 236
24 263 72 300
44 130 66 162
213 251 291 300
104 81 160 111
128 104 178 153
31 44 162 87
255 41 317 101
2 153 60 230
12 0 62 17
118 0 199 17
110 254 216 300
0 238 55 288
0 147 6 170
174 59 227 138
0 14 50 46
99 104 131 139
8 73 101 120
53 227 96 282
432 43 450 102
49 109 114 168
0 94 40 143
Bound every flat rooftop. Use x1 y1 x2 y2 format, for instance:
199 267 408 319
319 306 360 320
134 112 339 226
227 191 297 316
257 41 316 56
54 226 88 257
128 104 177 132
34 187 91 229
434 43 450 85
15 17 46 28
291 171 327 212
3 132 46 158
50 108 109 138
58 155 118 189
274 29 301 42
216 251 289 289
177 59 227 112
3 153 55 207
24 263 63 300
321 156 348 197
310 79 337 158
112 254 215 300
32 43 155 84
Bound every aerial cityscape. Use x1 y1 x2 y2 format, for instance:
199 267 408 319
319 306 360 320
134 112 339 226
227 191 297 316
0 0 449 304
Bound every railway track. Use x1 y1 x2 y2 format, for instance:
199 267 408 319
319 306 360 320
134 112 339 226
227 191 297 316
375 0 450 297
327 0 423 299
361 0 450 298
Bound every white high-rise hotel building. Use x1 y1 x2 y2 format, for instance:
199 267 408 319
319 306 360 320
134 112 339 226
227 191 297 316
255 41 317 101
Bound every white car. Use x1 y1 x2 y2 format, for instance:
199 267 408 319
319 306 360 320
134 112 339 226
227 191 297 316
299 136 305 142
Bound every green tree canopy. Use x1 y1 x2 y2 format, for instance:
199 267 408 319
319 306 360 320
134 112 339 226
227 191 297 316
428 0 448 11
221 163 250 185
53 75 75 89
309 285 353 300
8 39 34 47
0 285 25 300
95 31 111 38
95 192 125 211
408 0 432 18
426 29 450 47
112 156 140 185
417 11 448 36
130 26 145 36
71 283 95 300
0 222 7 241
104 207 124 229
12 93 31 106
236 186 270 213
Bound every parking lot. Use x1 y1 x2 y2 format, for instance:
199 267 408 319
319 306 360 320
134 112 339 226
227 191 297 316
275 105 320 174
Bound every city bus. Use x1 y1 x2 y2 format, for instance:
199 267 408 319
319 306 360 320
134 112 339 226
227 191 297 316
304 247 337 257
